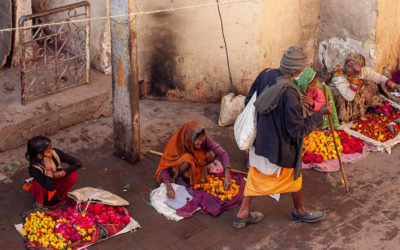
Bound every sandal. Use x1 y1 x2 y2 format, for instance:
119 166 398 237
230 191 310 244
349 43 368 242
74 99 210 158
233 211 264 229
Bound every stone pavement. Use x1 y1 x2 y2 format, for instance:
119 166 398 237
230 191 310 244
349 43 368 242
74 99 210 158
0 100 399 250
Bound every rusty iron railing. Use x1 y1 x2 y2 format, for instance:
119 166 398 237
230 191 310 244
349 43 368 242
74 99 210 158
18 1 91 104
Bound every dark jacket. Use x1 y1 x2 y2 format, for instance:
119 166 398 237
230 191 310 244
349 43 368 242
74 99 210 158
245 68 323 179
29 148 82 190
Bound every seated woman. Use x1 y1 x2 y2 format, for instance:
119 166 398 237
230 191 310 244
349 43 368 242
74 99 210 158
155 120 232 199
329 52 398 123
295 67 339 128
26 136 82 208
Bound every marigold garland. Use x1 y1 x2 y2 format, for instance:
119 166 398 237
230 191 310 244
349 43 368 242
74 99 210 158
335 70 364 90
192 175 239 201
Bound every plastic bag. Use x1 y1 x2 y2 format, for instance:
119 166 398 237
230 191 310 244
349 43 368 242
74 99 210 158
234 92 257 150
218 93 246 126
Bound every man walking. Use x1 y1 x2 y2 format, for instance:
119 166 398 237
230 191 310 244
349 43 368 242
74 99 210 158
233 45 332 229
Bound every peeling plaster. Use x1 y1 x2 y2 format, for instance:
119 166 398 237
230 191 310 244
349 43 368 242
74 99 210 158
318 37 375 71
315 0 377 77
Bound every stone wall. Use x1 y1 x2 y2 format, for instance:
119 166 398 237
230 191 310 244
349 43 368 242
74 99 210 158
32 0 262 101
259 0 320 71
374 0 400 72
314 0 377 78
28 0 400 101
136 0 262 102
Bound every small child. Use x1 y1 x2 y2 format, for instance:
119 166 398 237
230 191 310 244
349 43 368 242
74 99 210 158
25 136 81 208
301 74 326 113
294 67 340 128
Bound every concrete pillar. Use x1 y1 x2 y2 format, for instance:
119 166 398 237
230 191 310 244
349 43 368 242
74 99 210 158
109 0 140 163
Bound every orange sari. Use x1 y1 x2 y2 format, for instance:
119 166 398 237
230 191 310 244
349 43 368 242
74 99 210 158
155 121 207 185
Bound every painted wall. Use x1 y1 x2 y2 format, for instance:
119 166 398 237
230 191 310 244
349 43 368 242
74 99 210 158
32 0 262 101
136 0 262 101
374 0 400 73
30 0 321 101
259 0 320 71
315 0 377 78
29 0 400 102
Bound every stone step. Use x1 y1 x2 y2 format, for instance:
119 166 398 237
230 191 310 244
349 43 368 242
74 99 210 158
0 69 112 152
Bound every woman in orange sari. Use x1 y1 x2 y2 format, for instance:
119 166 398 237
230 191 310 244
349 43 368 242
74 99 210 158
155 121 232 199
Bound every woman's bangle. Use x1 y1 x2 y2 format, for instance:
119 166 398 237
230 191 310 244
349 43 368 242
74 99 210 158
386 79 396 89
349 85 358 92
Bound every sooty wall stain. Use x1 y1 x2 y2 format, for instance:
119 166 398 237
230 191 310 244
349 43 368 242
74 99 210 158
149 13 182 96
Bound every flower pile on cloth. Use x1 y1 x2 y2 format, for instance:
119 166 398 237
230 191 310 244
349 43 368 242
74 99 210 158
351 101 400 142
339 131 363 154
22 211 68 249
302 131 368 172
22 202 132 250
150 171 245 220
192 175 240 201
302 130 344 163
177 171 245 218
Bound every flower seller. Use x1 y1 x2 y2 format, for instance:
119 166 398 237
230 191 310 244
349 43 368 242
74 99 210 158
329 52 398 123
25 136 81 208
154 120 232 199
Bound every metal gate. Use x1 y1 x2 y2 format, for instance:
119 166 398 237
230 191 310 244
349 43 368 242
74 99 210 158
19 1 90 104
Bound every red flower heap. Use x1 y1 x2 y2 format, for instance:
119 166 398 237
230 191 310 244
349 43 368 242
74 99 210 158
351 102 400 142
54 203 130 246
302 151 323 164
338 131 363 154
374 101 393 117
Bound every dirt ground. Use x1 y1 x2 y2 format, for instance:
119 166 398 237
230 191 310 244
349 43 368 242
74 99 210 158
1 99 400 249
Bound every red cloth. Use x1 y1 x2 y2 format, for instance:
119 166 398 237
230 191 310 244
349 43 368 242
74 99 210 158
306 87 325 111
30 171 78 204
